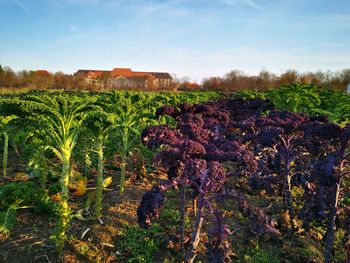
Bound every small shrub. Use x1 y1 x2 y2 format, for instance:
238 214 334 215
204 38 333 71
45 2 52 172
243 245 280 263
0 181 57 235
118 224 162 262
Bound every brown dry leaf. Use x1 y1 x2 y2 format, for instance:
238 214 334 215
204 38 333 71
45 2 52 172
15 172 29 182
51 193 61 202
73 179 87 197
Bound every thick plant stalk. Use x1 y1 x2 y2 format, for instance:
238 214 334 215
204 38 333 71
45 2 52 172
281 137 295 223
94 142 104 219
36 162 47 190
56 152 71 251
324 181 341 263
192 197 197 218
13 144 20 157
180 181 187 260
186 170 209 263
186 198 205 263
84 151 92 176
346 238 350 263
120 154 126 196
285 175 295 220
36 150 47 190
120 129 128 196
2 132 8 177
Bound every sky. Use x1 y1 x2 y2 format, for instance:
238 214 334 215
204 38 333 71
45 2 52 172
0 0 350 82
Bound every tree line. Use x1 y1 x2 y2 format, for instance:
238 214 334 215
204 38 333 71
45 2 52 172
1 64 350 91
203 69 350 92
0 65 86 90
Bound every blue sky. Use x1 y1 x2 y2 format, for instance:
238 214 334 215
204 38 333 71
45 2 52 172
0 0 350 81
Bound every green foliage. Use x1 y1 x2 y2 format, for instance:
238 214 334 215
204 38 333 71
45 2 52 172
342 196 350 206
118 193 190 262
282 236 324 262
159 204 190 229
99 91 158 194
267 83 321 112
17 94 96 250
0 182 57 235
93 141 104 219
34 193 58 217
82 110 113 218
0 182 39 207
236 211 247 224
317 89 350 125
51 204 73 251
0 116 15 177
0 90 218 250
232 90 266 100
232 83 350 125
93 91 218 195
0 205 17 235
118 224 163 262
0 181 57 214
2 132 8 177
27 145 50 188
242 245 280 263
47 181 61 194
3 89 350 261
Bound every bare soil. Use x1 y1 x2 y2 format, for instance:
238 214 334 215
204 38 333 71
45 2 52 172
0 151 154 263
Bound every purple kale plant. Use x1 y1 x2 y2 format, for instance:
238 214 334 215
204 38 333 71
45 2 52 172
238 110 310 224
298 123 350 263
137 185 166 229
137 99 350 262
137 99 281 262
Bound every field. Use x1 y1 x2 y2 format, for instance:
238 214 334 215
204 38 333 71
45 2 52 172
0 85 350 263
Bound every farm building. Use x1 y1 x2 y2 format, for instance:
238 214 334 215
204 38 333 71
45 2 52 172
75 68 173 89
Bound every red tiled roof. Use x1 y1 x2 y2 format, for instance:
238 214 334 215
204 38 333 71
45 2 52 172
136 71 172 79
75 69 110 76
183 82 200 89
110 68 156 80
35 70 50 76
133 72 156 80
86 71 109 78
76 68 171 81
111 68 134 77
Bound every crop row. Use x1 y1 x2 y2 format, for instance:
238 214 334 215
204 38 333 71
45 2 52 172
0 90 218 251
137 93 350 262
0 85 349 262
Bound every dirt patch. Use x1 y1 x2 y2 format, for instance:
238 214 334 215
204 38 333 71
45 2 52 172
0 172 155 263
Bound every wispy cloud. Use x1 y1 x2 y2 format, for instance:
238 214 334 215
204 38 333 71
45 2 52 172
101 0 187 17
59 0 99 4
43 0 101 8
140 0 185 13
220 0 262 10
12 0 32 14
69 26 79 32
51 27 109 47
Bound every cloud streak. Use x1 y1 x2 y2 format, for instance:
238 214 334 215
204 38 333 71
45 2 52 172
144 3 189 15
51 27 109 47
220 0 262 10
12 0 32 14
126 0 191 17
